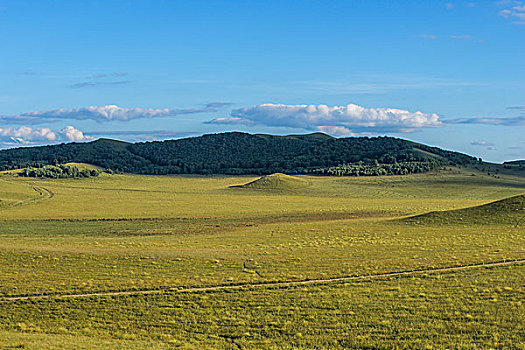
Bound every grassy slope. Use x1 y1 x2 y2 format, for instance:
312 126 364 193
405 194 525 225
232 173 310 191
0 177 48 209
0 171 523 348
1 169 524 220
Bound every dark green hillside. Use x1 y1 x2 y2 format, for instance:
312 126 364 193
0 139 154 174
0 132 477 175
504 160 525 167
404 194 525 226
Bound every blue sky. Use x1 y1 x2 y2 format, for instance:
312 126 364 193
0 0 523 162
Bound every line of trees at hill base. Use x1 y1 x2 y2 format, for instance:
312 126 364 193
15 161 443 178
19 164 101 179
313 161 438 176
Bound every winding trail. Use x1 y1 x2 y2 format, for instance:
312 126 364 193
13 186 54 208
2 259 524 302
0 178 55 209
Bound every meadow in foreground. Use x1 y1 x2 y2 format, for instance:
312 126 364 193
0 169 523 348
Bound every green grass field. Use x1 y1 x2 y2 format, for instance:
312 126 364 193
0 168 524 348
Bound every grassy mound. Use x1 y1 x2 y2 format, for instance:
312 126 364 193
232 173 309 191
404 194 525 226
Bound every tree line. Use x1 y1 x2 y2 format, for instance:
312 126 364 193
0 132 478 176
313 161 439 176
19 164 101 179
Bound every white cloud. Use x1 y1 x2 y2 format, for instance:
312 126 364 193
0 125 93 147
316 126 358 137
1 104 214 124
59 126 95 141
0 126 56 143
207 103 442 135
499 1 525 23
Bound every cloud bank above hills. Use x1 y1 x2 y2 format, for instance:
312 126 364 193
0 126 93 146
208 103 442 136
0 105 216 124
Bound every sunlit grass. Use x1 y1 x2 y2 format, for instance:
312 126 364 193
1 265 523 349
0 171 523 347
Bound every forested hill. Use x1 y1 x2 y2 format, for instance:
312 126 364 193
0 132 478 176
504 160 525 167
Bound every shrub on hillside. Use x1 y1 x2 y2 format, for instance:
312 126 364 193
19 164 101 179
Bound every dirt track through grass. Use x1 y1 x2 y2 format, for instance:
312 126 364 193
0 177 55 209
3 259 523 301
12 186 54 208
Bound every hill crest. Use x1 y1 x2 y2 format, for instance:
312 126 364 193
404 194 525 226
0 132 482 176
231 173 310 191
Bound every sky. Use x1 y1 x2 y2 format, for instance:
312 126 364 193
0 0 524 162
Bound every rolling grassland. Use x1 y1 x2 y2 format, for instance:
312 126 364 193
0 169 523 348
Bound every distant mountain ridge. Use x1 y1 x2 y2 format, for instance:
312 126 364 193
0 132 479 176
504 160 525 166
